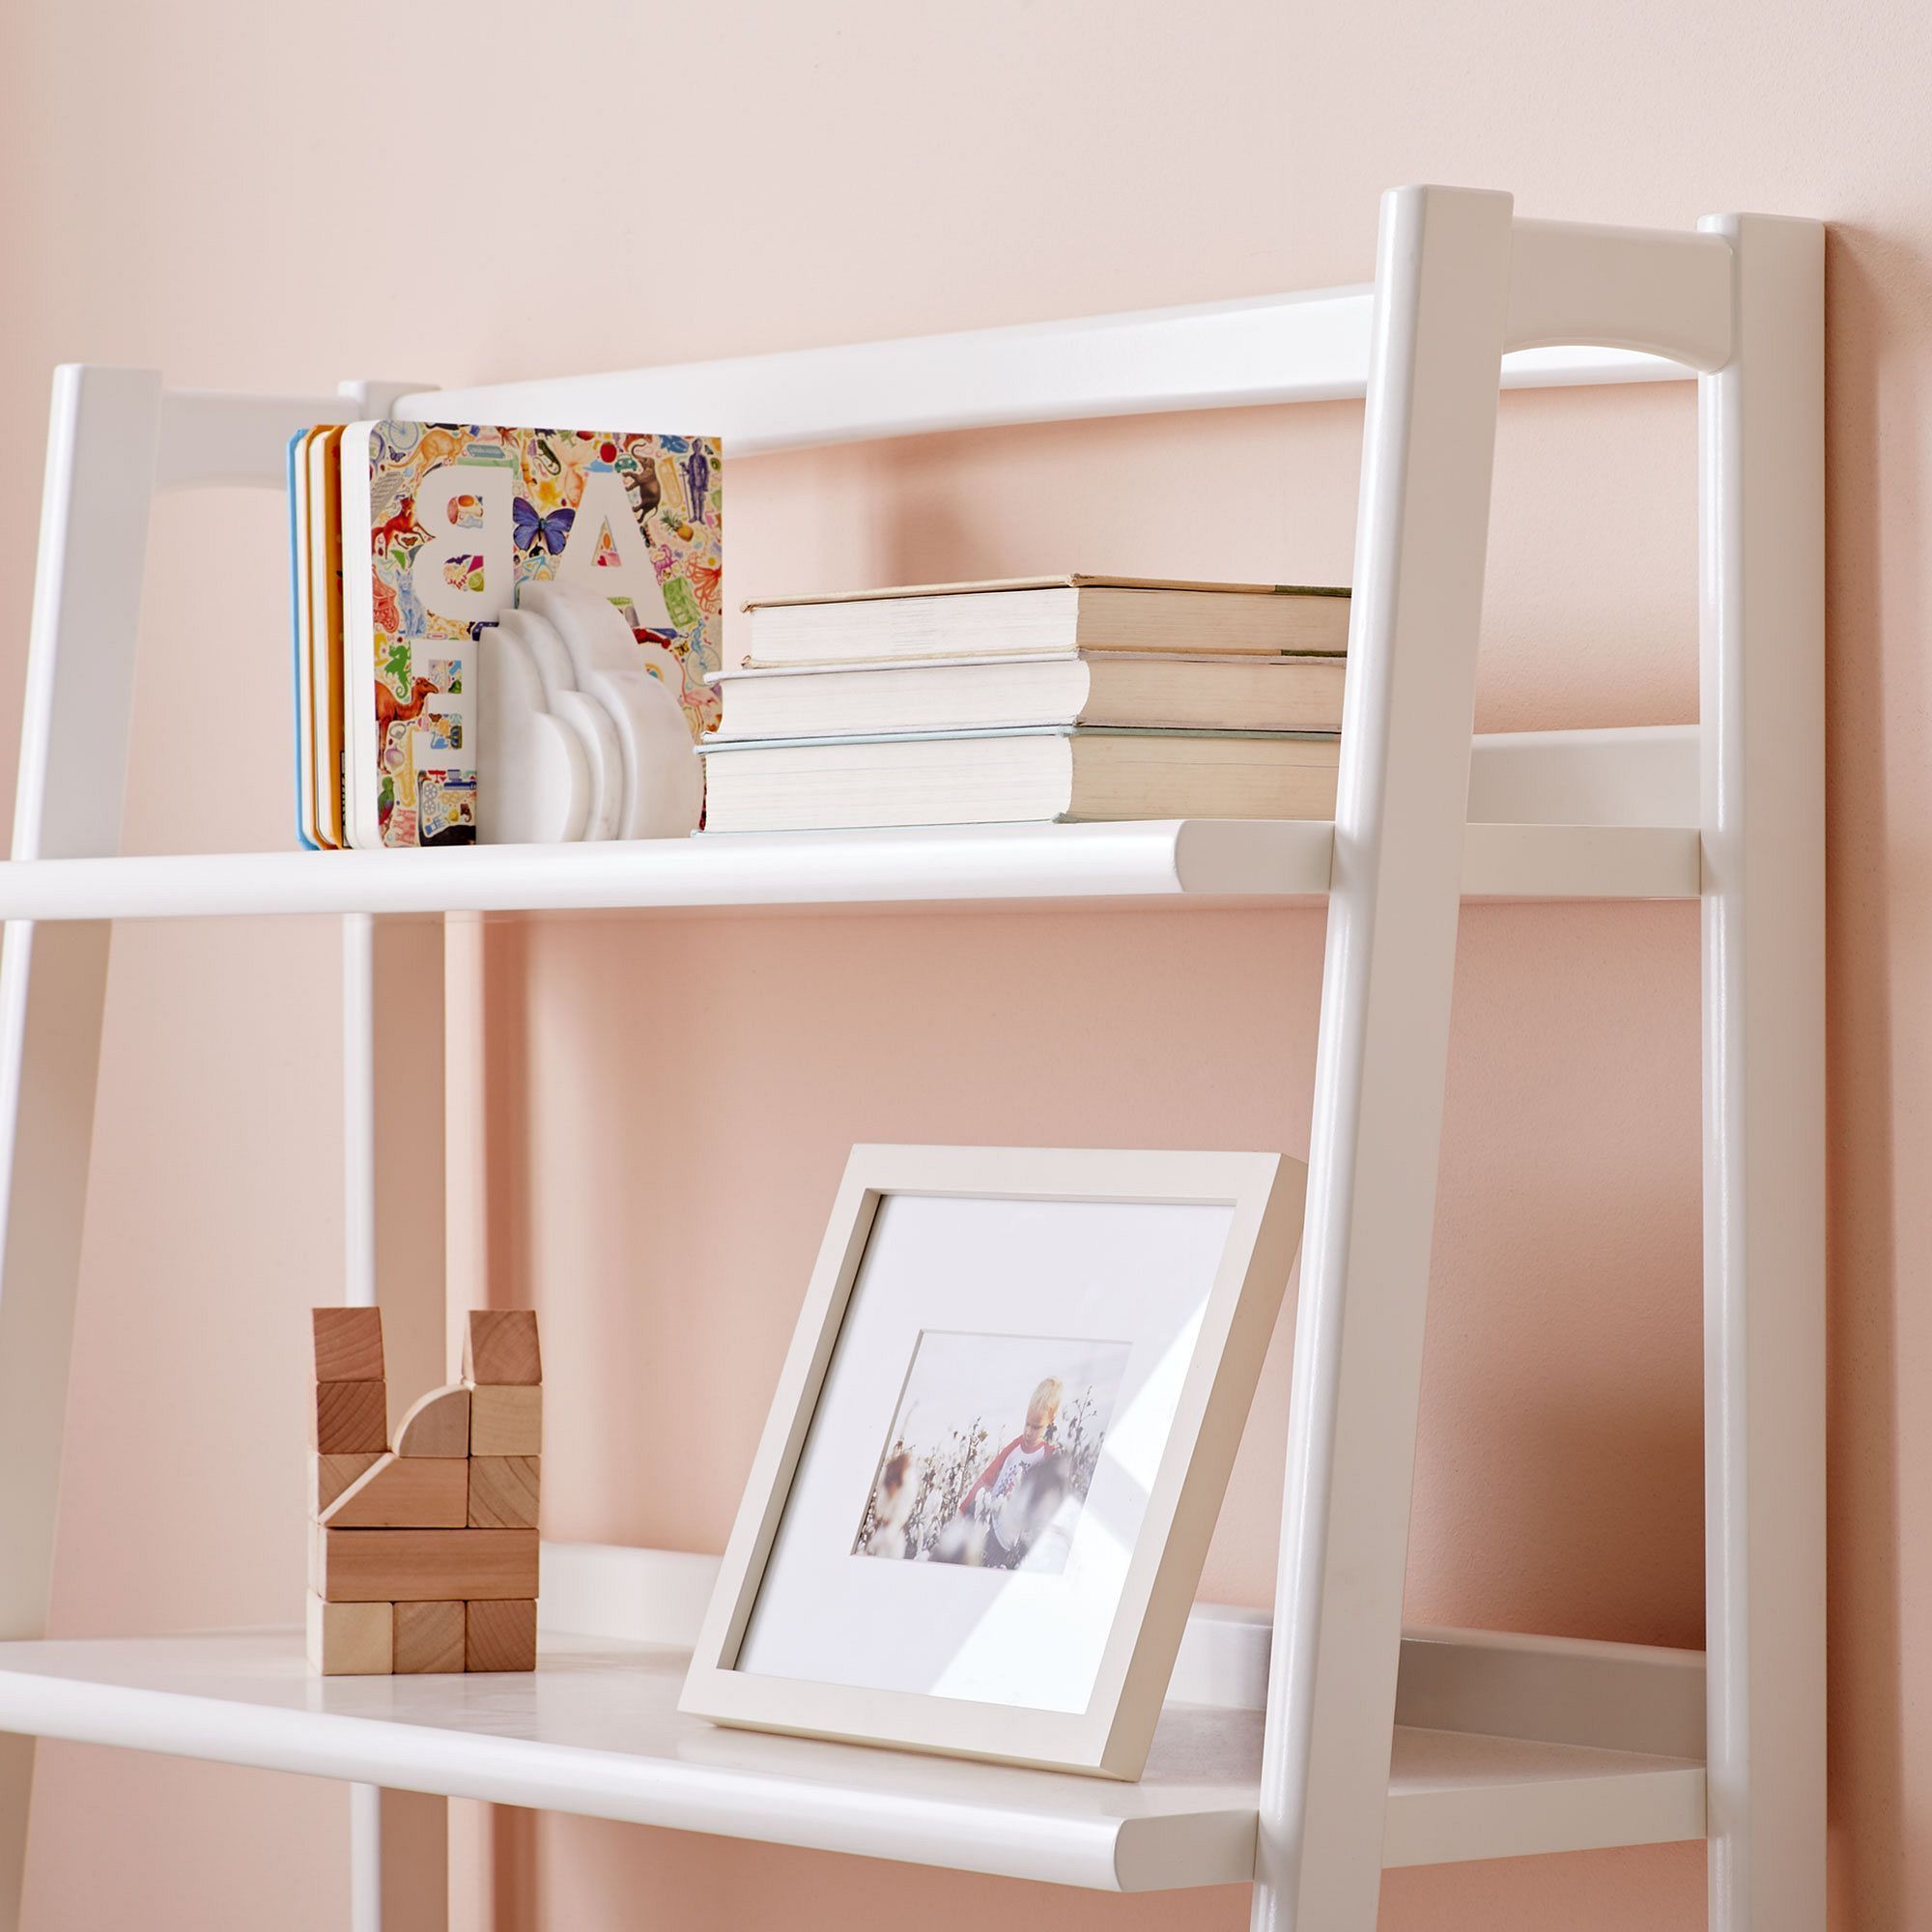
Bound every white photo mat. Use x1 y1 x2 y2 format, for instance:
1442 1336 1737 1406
681 1145 1308 1778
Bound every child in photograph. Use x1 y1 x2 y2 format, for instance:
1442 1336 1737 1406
957 1377 1064 1569
862 1449 916 1558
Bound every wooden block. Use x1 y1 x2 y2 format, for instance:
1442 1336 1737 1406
466 1598 537 1673
313 1526 540 1604
468 1456 540 1531
469 1384 541 1457
395 1384 470 1458
464 1310 542 1387
322 1453 469 1529
393 1600 466 1674
312 1451 382 1517
312 1307 384 1384
313 1378 387 1455
306 1595 392 1676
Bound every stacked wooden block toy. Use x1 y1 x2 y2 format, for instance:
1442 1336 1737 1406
308 1306 542 1675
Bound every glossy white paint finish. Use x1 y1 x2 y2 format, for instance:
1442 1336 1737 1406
343 914 454 1932
1392 1623 1705 1762
0 372 422 1932
0 1624 1706 1891
1697 213 1827 1932
400 290 1687 459
1380 1728 1705 1868
154 381 425 491
0 821 1321 919
537 1543 727 1650
0 810 1701 925
1253 184 1519 1932
0 363 164 1932
1464 724 1699 827
540 1543 1708 1751
0 185 1823 1928
1506 220 1734 369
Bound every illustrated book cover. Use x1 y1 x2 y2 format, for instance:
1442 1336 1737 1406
339 421 723 849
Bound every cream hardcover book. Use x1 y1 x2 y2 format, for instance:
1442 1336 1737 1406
741 575 1350 668
701 726 1342 832
708 650 1347 740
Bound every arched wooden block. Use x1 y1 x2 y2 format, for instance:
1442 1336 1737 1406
394 1384 470 1458
320 1452 468 1529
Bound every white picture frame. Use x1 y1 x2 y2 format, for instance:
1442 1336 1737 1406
680 1144 1308 1779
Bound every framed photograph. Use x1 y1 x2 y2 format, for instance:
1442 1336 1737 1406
680 1144 1308 1778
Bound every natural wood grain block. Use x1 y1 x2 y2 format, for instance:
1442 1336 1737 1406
466 1598 537 1673
322 1453 469 1529
312 1451 383 1517
469 1384 541 1457
313 1526 540 1604
393 1600 466 1674
395 1384 470 1458
464 1310 542 1387
312 1307 384 1384
313 1378 387 1455
306 1595 392 1676
468 1456 540 1531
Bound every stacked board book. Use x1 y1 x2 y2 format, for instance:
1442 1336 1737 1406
287 421 723 848
700 576 1349 833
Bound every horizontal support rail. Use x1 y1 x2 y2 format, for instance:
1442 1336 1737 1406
537 1542 1707 1757
399 289 1690 457
1507 220 1735 370
153 379 430 491
155 390 356 491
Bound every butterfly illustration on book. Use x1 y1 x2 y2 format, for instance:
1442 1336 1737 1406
511 497 575 556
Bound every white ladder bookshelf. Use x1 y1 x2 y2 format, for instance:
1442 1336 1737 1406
0 184 1822 1932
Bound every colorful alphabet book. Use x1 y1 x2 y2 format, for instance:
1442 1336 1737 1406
290 421 723 849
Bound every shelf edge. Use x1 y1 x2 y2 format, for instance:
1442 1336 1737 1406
0 1665 1171 1891
0 822 1702 922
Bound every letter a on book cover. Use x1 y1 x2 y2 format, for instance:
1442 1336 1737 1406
339 423 723 849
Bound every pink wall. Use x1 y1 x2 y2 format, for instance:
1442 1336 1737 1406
0 0 1920 1926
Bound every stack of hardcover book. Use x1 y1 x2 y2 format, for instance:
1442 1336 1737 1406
700 576 1350 833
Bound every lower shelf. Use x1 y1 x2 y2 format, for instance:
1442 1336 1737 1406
0 1630 1705 1891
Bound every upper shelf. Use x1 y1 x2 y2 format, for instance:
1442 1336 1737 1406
0 1628 1705 1891
397 286 1692 459
0 820 1698 923
0 727 1701 920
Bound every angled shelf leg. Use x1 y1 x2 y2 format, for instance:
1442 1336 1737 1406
0 921 112 1925
1697 212 1827 1932
0 366 163 1932
1252 185 1516 1932
0 366 415 1929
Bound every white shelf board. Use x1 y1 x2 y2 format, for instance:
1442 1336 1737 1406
0 820 1697 923
0 1630 1705 1891
398 288 1690 458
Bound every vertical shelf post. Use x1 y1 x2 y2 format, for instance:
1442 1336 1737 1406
343 912 452 1932
1697 212 1827 1932
1251 185 1515 1932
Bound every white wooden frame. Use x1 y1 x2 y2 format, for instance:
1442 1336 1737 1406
0 184 1823 1932
682 1145 1308 1777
